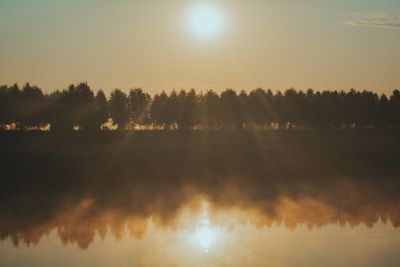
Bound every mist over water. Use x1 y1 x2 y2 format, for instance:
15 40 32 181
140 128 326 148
1 130 400 266
2 0 400 265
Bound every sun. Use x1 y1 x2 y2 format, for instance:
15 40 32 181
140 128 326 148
185 3 225 40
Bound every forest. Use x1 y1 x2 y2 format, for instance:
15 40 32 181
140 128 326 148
1 82 400 131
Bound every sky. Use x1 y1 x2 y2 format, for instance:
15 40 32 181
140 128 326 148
0 0 399 94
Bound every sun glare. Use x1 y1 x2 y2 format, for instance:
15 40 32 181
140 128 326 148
185 3 225 40
194 217 217 252
185 202 223 253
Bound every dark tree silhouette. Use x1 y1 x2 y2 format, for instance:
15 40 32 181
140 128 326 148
376 94 390 129
1 82 400 131
6 84 21 129
109 89 129 130
150 91 169 129
50 83 95 131
390 90 400 128
220 89 243 129
247 88 273 128
176 89 198 130
128 88 151 128
18 83 47 130
166 90 179 129
200 90 220 129
81 90 109 131
0 86 6 129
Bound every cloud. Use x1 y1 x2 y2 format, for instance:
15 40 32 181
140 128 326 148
342 11 400 29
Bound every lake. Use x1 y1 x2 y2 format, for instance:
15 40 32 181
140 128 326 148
1 130 399 267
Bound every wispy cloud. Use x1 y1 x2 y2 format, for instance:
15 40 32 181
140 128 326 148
342 11 400 29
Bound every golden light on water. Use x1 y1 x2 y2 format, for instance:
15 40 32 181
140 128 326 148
178 201 225 254
192 214 222 253
1 196 400 267
1 0 400 266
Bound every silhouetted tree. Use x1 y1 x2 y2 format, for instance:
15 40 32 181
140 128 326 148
166 90 179 129
376 94 390 129
18 83 47 130
0 85 10 129
390 90 400 128
50 83 95 131
47 90 63 131
128 88 151 128
200 90 220 129
2 82 400 131
109 89 129 130
176 89 198 129
220 89 242 129
6 84 22 129
81 90 109 131
247 89 274 128
150 91 169 129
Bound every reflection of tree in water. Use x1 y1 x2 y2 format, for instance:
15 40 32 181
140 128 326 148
0 131 400 248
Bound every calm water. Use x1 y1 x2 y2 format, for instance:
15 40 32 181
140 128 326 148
1 132 399 267
1 180 399 267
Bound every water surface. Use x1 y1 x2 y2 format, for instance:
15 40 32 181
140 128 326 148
1 131 399 267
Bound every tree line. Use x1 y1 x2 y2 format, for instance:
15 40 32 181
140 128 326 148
1 82 399 131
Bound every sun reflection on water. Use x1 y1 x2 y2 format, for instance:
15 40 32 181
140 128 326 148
188 203 224 253
194 217 214 252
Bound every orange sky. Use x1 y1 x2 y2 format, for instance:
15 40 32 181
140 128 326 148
1 1 399 94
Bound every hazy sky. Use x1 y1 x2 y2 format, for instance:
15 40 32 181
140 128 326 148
1 0 399 94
